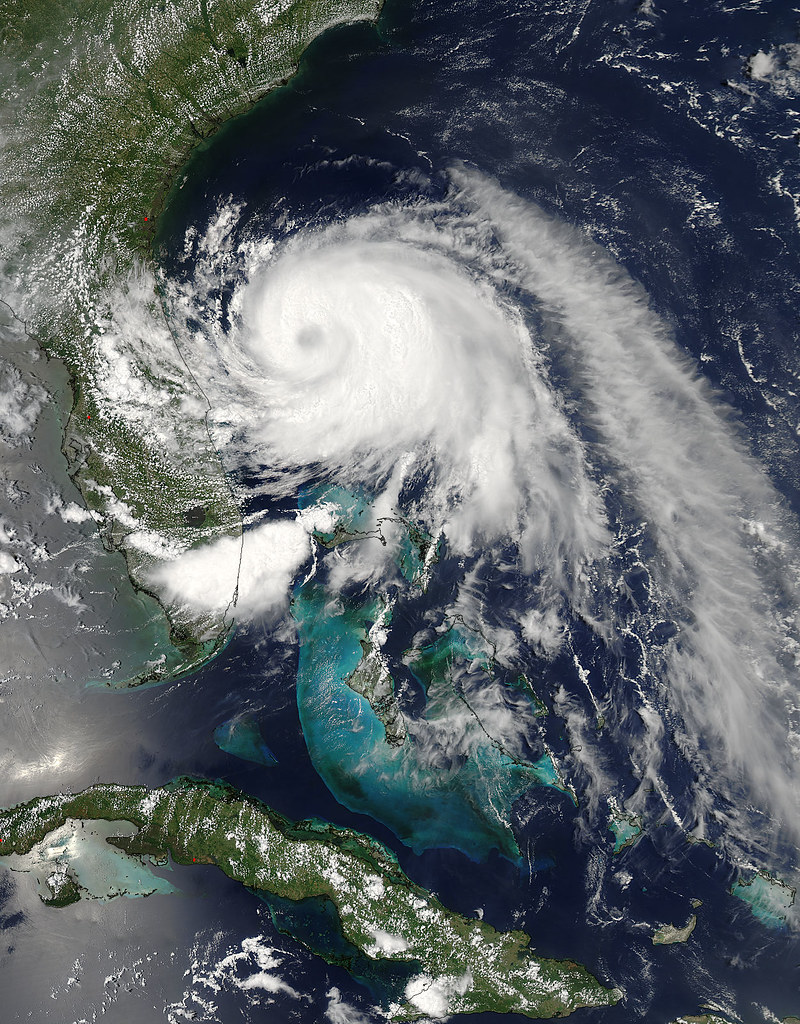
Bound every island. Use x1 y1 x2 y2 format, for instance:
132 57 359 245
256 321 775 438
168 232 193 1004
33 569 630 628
652 914 697 946
731 869 796 928
607 797 643 855
668 1015 800 1024
2 0 385 685
669 1017 735 1024
0 778 621 1020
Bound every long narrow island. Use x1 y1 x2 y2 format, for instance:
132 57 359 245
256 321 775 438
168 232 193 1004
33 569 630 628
0 778 621 1020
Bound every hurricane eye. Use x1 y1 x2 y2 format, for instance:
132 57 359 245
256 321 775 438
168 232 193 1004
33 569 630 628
295 324 325 350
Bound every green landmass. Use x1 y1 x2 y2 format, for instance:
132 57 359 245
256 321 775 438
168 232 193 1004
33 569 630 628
686 832 715 848
3 817 179 902
312 487 378 547
0 778 621 1020
669 1017 725 1024
311 484 439 589
652 914 697 946
0 0 384 682
395 517 439 587
347 634 407 746
516 674 549 717
309 582 407 747
41 867 83 908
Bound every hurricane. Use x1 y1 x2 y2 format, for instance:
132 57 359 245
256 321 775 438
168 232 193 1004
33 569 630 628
151 164 800 869
5 0 800 1018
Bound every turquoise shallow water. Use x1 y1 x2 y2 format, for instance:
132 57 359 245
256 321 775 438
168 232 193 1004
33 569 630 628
608 812 643 856
214 715 278 767
5 820 176 902
292 580 570 862
4 0 800 1017
732 873 796 929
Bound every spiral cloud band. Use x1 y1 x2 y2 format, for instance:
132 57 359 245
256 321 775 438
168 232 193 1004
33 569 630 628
187 211 610 572
158 167 800 845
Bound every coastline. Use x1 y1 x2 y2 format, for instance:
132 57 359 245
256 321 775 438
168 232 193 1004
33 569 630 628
2 0 385 685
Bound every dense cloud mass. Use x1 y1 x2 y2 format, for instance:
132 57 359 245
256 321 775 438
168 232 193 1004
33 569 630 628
5 0 800 1018
162 167 800 851
177 193 610 571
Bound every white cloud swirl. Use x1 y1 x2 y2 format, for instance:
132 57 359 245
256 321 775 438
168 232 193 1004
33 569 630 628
164 166 800 847
182 215 610 575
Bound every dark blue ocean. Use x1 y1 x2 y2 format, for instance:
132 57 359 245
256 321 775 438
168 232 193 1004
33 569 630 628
2 0 800 1020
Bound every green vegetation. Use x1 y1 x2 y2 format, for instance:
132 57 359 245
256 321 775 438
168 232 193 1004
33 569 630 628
516 674 549 717
347 632 407 746
652 914 697 946
0 778 621 1019
41 868 82 908
0 0 383 680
